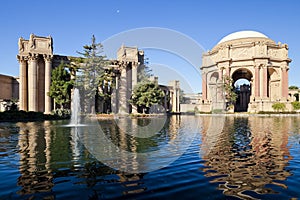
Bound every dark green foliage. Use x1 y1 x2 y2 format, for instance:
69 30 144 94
130 82 165 113
138 63 153 82
223 75 237 105
49 63 73 109
272 102 286 112
97 68 115 113
0 110 69 122
76 35 108 113
179 89 185 104
289 85 299 90
292 101 300 110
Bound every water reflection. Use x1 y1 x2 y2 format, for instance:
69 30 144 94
78 115 199 173
0 115 299 199
200 116 293 199
17 121 54 198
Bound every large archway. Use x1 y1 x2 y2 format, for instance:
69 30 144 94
232 68 252 112
201 30 291 113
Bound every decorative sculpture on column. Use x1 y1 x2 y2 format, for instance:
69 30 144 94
29 33 35 49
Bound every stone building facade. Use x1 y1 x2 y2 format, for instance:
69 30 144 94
17 34 54 113
14 35 180 114
0 74 19 111
201 31 292 112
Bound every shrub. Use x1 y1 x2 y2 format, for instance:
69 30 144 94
272 102 286 112
52 109 71 118
212 109 224 114
291 101 300 111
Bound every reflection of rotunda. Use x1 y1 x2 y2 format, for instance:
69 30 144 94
201 30 292 112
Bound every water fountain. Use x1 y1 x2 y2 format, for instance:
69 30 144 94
64 88 85 127
70 88 81 125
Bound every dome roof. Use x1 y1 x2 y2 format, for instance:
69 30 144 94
217 30 268 44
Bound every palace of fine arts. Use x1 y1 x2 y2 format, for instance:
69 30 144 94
0 31 299 114
1 1 300 199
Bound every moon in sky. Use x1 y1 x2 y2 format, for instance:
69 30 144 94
116 10 120 13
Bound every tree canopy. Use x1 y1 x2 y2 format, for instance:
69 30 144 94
49 63 73 109
223 75 237 105
76 35 108 113
130 82 165 113
289 85 299 90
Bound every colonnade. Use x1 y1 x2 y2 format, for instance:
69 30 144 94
17 54 53 113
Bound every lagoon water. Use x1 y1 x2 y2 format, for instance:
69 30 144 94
0 115 300 199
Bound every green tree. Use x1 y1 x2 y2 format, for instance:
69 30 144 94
137 58 153 82
130 82 165 113
289 85 299 90
223 75 237 107
179 89 185 104
272 102 286 112
49 63 73 109
97 67 116 113
76 35 107 113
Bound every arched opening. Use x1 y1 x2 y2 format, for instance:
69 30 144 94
232 69 253 112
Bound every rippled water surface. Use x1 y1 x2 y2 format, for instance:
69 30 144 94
0 115 300 199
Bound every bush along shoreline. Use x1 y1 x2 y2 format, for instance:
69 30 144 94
0 110 70 122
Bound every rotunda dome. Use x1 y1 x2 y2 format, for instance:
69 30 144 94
217 30 268 44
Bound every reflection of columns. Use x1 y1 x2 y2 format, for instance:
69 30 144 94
18 57 28 111
28 54 38 111
119 66 128 114
44 55 52 114
112 73 119 113
202 72 207 101
44 121 52 171
254 66 260 98
262 65 268 98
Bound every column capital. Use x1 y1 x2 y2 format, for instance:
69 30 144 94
118 61 129 69
44 54 53 62
281 64 289 71
28 53 39 61
132 61 140 67
17 55 28 63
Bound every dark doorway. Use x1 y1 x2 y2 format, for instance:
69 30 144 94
232 69 253 112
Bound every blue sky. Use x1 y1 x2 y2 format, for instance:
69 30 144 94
0 0 300 93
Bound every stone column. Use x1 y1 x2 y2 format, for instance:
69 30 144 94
226 67 230 76
176 87 180 112
202 72 207 101
18 57 28 111
262 65 268 98
131 63 138 113
254 65 260 98
28 54 38 111
281 66 289 99
218 68 223 82
132 62 138 88
44 55 53 114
